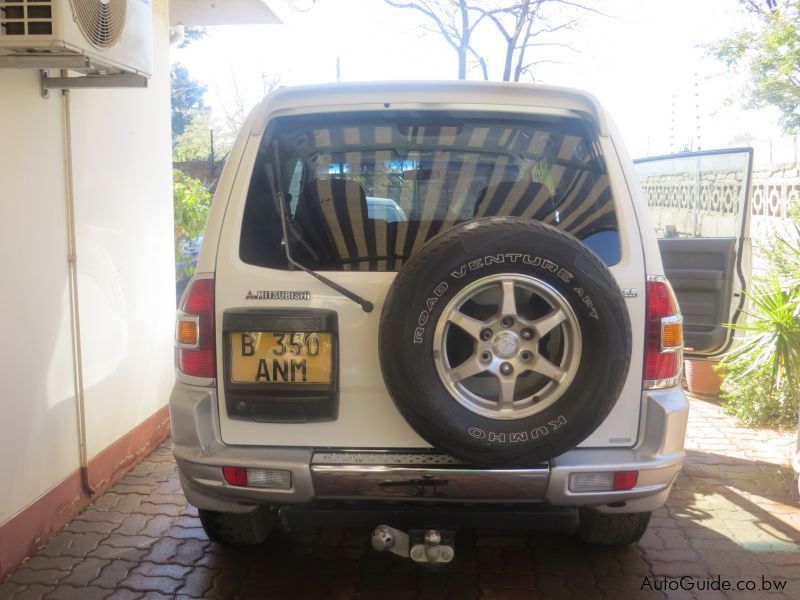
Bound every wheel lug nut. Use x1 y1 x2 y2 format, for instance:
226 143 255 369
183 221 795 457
521 328 534 340
501 316 514 328
480 328 493 341
500 362 513 376
520 351 532 362
481 351 492 363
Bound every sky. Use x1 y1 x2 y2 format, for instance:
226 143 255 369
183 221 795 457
172 0 786 159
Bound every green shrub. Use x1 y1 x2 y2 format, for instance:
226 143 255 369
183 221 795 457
173 169 211 279
719 359 799 429
718 198 800 428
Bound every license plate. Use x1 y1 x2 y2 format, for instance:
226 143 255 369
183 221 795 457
229 332 332 384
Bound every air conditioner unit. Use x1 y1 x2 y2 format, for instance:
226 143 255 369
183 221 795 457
0 0 152 77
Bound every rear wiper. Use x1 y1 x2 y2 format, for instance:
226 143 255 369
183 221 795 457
266 141 374 313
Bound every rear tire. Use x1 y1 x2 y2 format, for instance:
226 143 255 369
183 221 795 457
199 506 275 546
577 509 651 545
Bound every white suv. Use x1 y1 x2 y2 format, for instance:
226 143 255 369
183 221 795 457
170 81 699 556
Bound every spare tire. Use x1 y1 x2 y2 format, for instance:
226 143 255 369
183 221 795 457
379 217 631 467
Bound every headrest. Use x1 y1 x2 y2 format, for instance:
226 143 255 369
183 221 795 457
313 178 368 217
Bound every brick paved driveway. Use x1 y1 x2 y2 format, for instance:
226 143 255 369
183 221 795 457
1 397 798 600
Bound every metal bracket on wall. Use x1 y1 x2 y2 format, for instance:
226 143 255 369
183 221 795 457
40 69 148 99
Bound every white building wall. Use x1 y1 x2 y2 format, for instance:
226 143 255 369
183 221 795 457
0 69 79 525
0 0 174 525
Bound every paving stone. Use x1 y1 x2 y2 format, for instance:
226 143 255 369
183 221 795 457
491 589 550 600
479 573 537 591
534 573 571 599
176 566 217 598
115 515 151 536
130 562 192 580
656 528 692 550
567 577 604 600
102 534 157 550
128 463 156 477
171 515 200 529
206 569 243 598
133 503 183 517
16 555 83 573
119 574 183 595
476 546 505 573
113 495 147 514
110 484 157 496
87 545 149 562
358 590 417 600
120 476 159 487
14 584 56 600
155 480 181 495
476 534 528 547
45 584 110 600
163 526 206 540
105 589 142 600
141 538 180 564
62 519 120 535
6 567 67 586
91 494 122 512
138 516 174 539
0 582 25 600
92 560 138 589
145 494 187 506
502 546 535 573
171 538 210 566
74 510 128 525
648 559 709 578
60 557 108 586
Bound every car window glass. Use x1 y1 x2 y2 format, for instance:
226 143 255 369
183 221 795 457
635 151 750 238
240 112 621 271
288 159 303 215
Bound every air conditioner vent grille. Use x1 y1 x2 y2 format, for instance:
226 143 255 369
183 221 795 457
71 0 126 48
0 1 53 37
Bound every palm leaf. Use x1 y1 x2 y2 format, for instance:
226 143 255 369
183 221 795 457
723 280 800 388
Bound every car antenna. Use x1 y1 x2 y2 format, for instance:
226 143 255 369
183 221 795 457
266 140 374 313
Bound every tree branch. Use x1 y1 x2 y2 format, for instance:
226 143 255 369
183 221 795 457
383 0 462 52
479 9 513 42
467 46 490 80
546 0 614 19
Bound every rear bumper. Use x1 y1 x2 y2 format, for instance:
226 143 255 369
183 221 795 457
170 383 688 516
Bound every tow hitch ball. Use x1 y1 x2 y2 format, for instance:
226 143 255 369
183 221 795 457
371 525 454 564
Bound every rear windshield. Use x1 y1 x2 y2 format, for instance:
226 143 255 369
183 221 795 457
240 111 620 271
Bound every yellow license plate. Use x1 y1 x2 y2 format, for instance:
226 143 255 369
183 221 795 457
229 332 332 384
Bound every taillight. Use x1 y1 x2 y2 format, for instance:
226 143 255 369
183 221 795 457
222 466 292 489
643 276 683 389
176 277 215 379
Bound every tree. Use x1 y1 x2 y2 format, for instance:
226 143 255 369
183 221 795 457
171 63 208 138
208 67 282 156
711 0 800 133
179 26 207 48
216 67 282 133
173 111 231 163
383 0 606 81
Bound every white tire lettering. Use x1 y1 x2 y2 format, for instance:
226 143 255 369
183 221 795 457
468 427 485 439
464 416 568 444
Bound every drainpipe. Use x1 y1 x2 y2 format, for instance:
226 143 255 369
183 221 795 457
62 81 95 497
